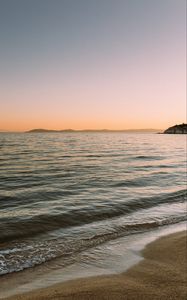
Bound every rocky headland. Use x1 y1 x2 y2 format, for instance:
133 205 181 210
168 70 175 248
164 123 187 134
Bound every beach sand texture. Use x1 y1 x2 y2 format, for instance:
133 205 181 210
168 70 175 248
4 231 187 300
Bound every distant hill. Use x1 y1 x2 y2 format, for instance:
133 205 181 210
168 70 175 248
26 128 160 133
164 123 187 134
27 129 59 133
27 129 76 133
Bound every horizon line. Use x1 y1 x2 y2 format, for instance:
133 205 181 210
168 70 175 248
0 128 163 133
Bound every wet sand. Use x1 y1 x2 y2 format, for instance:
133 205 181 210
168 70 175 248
4 231 187 300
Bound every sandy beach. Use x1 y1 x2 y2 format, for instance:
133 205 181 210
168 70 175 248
4 230 186 300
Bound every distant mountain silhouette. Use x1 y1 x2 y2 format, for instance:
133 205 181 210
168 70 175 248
27 129 59 133
164 123 187 134
26 128 160 133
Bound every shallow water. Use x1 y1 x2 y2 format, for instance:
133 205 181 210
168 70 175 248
0 222 186 299
0 132 186 275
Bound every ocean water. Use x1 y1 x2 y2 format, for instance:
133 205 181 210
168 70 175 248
0 132 186 277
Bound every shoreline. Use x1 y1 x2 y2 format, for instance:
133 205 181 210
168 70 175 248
4 230 187 300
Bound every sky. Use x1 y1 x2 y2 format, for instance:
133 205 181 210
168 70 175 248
0 0 186 131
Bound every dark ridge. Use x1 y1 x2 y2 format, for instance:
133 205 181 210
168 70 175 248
26 128 160 133
164 123 187 134
26 129 60 133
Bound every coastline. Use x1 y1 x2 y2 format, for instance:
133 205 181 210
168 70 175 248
4 230 187 300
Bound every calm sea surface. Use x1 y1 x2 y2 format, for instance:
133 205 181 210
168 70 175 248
0 132 186 276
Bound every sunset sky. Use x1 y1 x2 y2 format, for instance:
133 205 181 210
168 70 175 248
0 0 186 131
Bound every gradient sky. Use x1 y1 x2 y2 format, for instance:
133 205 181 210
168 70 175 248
0 0 186 131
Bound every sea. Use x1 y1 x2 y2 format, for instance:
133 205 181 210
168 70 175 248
0 132 186 296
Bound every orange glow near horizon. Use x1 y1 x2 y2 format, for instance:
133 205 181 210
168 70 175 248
1 69 185 132
1 66 185 132
0 114 184 132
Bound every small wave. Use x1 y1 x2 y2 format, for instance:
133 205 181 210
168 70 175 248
0 189 186 243
134 155 163 160
0 214 186 276
111 172 172 187
0 189 77 209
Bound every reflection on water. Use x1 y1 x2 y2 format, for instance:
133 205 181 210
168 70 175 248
0 132 186 276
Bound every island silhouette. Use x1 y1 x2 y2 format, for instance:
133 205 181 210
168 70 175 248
26 124 187 134
26 128 161 133
164 123 187 134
